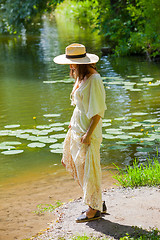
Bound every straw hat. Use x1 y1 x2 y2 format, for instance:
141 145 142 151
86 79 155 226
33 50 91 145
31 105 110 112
53 43 99 65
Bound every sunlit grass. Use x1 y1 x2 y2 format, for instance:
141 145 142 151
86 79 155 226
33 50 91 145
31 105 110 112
70 228 160 239
113 150 160 188
34 201 63 215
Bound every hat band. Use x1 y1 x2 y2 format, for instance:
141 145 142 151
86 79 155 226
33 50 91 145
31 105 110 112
66 53 86 59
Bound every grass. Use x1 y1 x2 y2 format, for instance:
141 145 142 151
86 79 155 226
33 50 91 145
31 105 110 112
112 151 160 188
34 201 63 215
67 228 160 239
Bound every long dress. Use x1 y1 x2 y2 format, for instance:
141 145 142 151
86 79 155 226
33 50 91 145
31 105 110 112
62 73 107 211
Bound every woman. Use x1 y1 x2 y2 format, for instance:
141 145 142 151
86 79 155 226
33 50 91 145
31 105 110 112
54 43 107 222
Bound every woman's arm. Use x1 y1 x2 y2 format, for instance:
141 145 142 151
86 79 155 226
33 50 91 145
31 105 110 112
81 114 101 145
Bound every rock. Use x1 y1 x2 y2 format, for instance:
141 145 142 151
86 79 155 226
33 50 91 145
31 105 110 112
101 47 113 55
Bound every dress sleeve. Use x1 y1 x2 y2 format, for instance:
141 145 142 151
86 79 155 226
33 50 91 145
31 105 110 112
82 75 107 119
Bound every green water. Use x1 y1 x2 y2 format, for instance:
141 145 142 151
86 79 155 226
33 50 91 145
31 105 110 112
0 15 160 187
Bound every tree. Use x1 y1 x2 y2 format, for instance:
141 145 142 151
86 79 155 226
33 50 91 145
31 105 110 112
0 0 62 34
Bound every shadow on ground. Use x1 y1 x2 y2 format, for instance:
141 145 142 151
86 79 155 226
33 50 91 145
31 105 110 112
87 217 156 239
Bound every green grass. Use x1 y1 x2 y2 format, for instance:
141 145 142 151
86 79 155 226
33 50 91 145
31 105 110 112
34 201 63 215
113 151 160 188
69 228 160 239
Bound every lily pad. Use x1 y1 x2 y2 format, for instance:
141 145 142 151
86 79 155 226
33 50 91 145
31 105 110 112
105 129 123 135
36 125 51 129
0 130 11 136
127 75 140 78
37 130 50 136
140 137 155 142
108 145 127 150
148 134 160 140
49 143 63 149
114 117 128 121
4 124 20 129
27 136 39 141
16 134 30 139
144 119 158 123
132 112 148 116
50 149 63 154
43 114 61 118
120 126 136 130
124 82 136 86
132 123 142 128
1 150 24 155
102 119 112 123
129 88 142 92
128 132 143 136
38 138 57 144
141 77 154 82
137 147 153 152
27 142 46 148
137 83 145 86
2 141 21 145
50 127 64 132
103 76 124 81
102 123 112 127
50 123 64 127
50 134 66 139
107 81 124 85
102 134 115 139
0 145 15 150
116 135 132 139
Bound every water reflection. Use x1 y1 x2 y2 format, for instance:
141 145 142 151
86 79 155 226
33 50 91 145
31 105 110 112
0 15 160 187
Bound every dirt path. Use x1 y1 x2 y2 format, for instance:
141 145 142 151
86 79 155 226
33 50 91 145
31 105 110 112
34 186 160 240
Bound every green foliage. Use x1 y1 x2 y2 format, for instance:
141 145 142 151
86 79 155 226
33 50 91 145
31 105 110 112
55 0 160 59
34 201 63 215
0 0 62 34
113 152 160 188
1 0 160 58
55 0 110 27
119 228 160 240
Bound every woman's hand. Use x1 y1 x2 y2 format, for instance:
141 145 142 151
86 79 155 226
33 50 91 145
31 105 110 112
81 133 91 145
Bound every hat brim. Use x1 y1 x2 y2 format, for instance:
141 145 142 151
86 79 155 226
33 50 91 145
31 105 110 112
53 53 99 65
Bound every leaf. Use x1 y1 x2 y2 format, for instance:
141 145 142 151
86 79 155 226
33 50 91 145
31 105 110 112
50 149 63 154
1 150 24 155
132 112 148 116
0 145 15 150
141 77 154 82
102 134 115 139
50 134 66 139
27 142 46 148
4 124 20 128
49 143 63 149
1 141 21 145
43 114 61 118
102 123 112 127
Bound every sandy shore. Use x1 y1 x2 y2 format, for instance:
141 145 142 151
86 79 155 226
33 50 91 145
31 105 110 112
0 168 117 240
34 186 160 240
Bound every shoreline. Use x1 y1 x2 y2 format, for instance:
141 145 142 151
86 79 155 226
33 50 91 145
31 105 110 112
33 186 160 240
0 169 117 240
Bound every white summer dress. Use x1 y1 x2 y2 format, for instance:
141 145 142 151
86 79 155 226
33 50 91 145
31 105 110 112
62 73 107 211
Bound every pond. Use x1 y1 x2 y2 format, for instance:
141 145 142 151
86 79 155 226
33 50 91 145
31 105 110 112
0 15 160 188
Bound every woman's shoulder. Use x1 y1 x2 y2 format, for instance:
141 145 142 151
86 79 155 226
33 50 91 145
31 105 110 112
88 73 101 81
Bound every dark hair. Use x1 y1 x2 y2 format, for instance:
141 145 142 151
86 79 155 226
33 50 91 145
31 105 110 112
70 64 96 81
